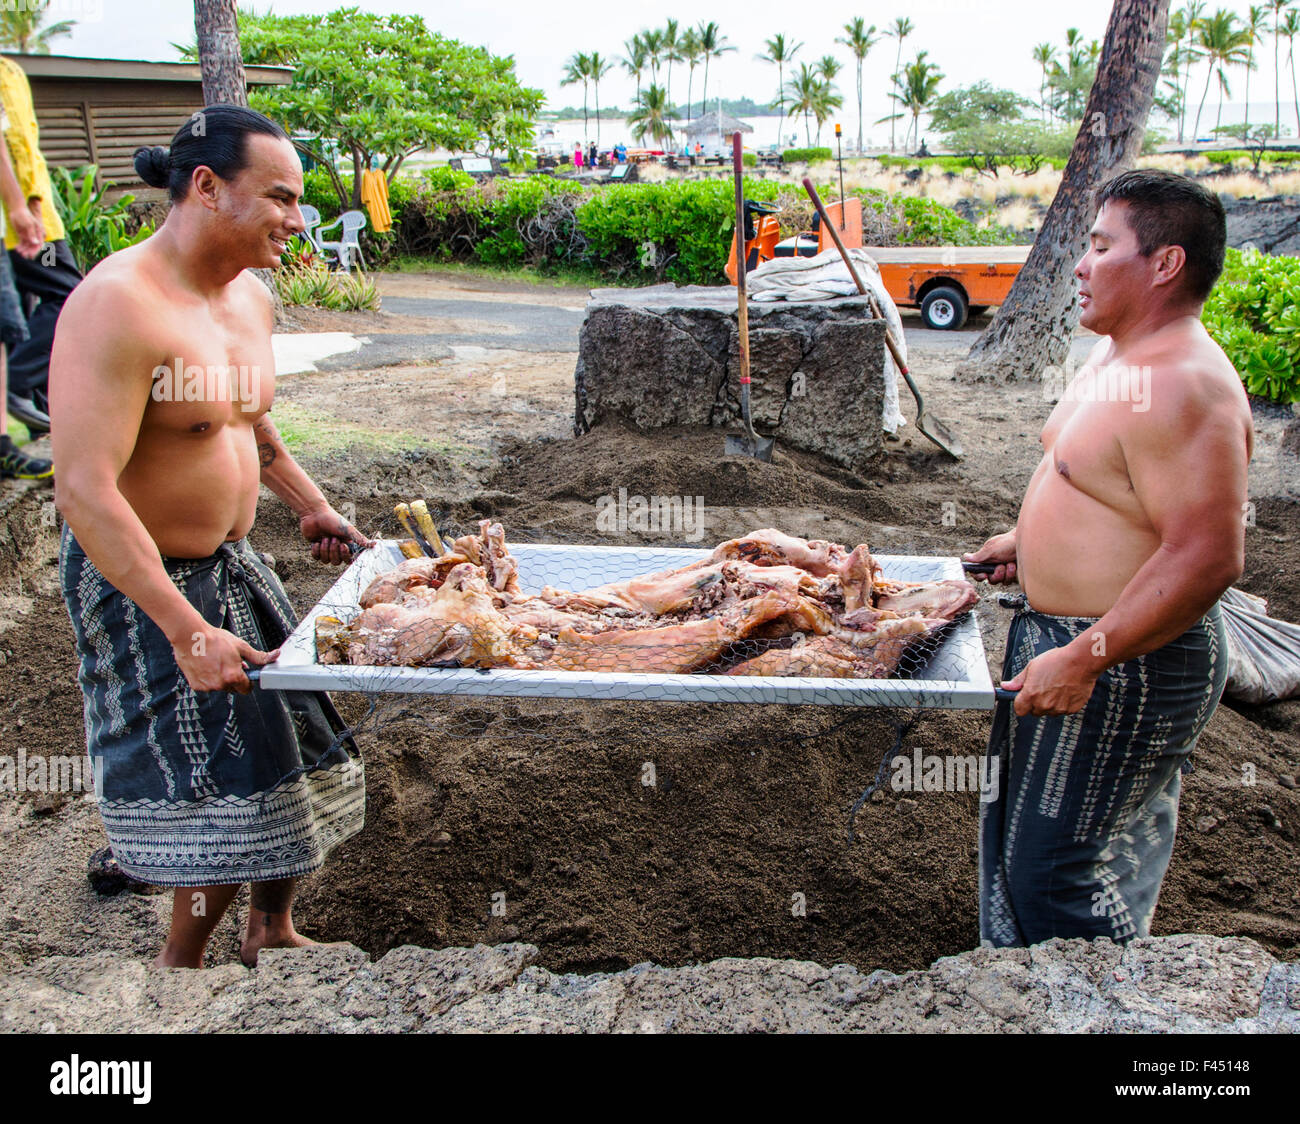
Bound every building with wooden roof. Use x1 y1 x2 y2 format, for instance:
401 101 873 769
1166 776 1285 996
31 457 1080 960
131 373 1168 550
8 53 293 194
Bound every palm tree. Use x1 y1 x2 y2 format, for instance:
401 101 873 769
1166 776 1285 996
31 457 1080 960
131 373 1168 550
1163 12 1189 139
812 75 844 146
836 18 878 153
628 83 677 147
891 51 943 152
679 28 703 121
697 22 735 114
785 63 825 147
1269 1 1295 137
1243 5 1268 130
1283 7 1300 133
883 17 915 151
589 51 613 148
1033 42 1058 120
561 52 593 143
662 19 680 109
643 27 665 87
0 1 76 54
1191 9 1253 139
1179 2 1207 140
958 0 1169 386
759 33 803 147
622 34 648 105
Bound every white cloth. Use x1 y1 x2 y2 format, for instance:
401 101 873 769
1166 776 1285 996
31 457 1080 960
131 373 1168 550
748 248 908 433
1221 587 1300 704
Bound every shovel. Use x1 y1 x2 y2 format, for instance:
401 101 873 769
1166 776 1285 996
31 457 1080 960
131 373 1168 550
801 177 964 459
724 131 774 462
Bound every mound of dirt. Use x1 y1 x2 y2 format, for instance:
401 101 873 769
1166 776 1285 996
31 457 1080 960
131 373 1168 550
2 334 1296 983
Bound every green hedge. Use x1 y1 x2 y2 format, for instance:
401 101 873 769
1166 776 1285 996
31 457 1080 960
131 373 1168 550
783 147 833 164
335 170 1016 283
874 153 1069 173
1202 246 1300 403
1205 148 1300 166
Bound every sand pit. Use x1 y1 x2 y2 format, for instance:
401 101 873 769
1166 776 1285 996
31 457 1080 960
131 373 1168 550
1 286 1297 982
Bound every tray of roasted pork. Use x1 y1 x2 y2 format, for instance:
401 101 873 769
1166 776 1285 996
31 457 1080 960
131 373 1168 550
257 521 996 709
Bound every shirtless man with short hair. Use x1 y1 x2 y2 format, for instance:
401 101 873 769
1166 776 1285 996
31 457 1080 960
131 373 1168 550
51 106 371 968
964 169 1252 947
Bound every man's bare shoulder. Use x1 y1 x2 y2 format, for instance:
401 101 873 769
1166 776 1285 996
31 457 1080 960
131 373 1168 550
59 242 171 333
1127 318 1248 417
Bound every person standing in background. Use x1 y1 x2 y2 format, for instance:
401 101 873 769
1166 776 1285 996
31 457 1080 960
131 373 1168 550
0 95 51 478
0 55 84 436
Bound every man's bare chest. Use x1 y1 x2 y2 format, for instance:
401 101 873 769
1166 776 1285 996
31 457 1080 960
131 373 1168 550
145 311 276 434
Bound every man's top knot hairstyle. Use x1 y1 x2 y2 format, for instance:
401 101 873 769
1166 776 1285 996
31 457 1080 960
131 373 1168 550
132 104 289 203
1094 169 1227 302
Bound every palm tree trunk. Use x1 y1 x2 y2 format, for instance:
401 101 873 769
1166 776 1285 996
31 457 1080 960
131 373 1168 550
957 0 1170 384
778 62 785 147
702 56 709 113
194 0 283 320
1277 15 1283 137
1245 49 1252 130
1292 41 1299 138
1216 67 1226 134
857 61 864 152
891 42 902 151
1193 58 1215 139
194 0 248 105
583 83 589 145
687 69 694 122
804 110 811 147
595 81 601 148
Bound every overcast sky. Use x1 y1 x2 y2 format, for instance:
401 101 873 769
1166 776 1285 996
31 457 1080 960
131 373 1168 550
58 1 1290 134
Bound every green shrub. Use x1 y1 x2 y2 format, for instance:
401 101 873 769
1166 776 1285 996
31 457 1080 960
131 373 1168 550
742 152 757 168
577 177 780 283
300 166 341 217
51 165 154 271
1202 246 1300 403
422 165 477 192
783 146 833 164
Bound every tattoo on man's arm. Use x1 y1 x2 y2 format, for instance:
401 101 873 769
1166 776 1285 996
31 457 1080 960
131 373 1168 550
255 417 279 469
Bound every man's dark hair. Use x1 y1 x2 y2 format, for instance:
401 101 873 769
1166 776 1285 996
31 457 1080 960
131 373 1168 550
133 105 289 203
1094 169 1226 301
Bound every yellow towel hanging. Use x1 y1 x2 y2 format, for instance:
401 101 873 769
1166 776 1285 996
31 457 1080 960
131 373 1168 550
360 168 393 233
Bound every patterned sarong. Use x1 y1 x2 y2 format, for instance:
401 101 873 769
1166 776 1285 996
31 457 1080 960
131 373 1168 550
60 528 365 887
979 595 1225 947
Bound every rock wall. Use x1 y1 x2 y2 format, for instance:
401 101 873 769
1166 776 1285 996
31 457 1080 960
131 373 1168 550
1 935 1295 1033
574 286 887 472
1223 194 1300 257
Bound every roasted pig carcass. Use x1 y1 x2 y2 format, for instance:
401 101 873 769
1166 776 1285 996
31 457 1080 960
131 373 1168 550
320 563 538 668
727 616 950 679
873 578 978 620
548 589 800 674
318 524 976 681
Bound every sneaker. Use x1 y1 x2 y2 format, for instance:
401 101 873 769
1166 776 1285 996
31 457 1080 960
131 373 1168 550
0 435 53 479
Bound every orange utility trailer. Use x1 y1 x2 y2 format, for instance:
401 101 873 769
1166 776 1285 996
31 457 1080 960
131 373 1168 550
862 245 1030 330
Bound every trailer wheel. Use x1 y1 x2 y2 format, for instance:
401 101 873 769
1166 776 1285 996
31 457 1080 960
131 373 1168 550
920 286 968 330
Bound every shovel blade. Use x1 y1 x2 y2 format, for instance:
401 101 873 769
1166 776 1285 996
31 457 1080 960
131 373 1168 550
916 412 963 459
725 433 775 461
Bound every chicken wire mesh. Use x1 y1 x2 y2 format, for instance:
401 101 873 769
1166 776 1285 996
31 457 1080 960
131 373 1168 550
263 515 999 839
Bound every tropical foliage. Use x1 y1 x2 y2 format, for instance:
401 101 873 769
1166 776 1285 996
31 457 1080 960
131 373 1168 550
1202 246 1300 403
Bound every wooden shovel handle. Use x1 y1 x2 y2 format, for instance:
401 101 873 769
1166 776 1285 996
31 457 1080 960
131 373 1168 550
801 176 910 377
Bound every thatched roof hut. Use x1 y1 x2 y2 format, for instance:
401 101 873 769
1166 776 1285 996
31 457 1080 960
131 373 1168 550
682 110 753 155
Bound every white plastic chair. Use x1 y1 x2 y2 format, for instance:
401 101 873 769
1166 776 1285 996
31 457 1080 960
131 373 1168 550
298 204 323 252
317 209 368 271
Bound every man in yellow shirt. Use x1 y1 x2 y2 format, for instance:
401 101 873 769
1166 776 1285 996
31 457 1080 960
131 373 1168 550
0 55 82 435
